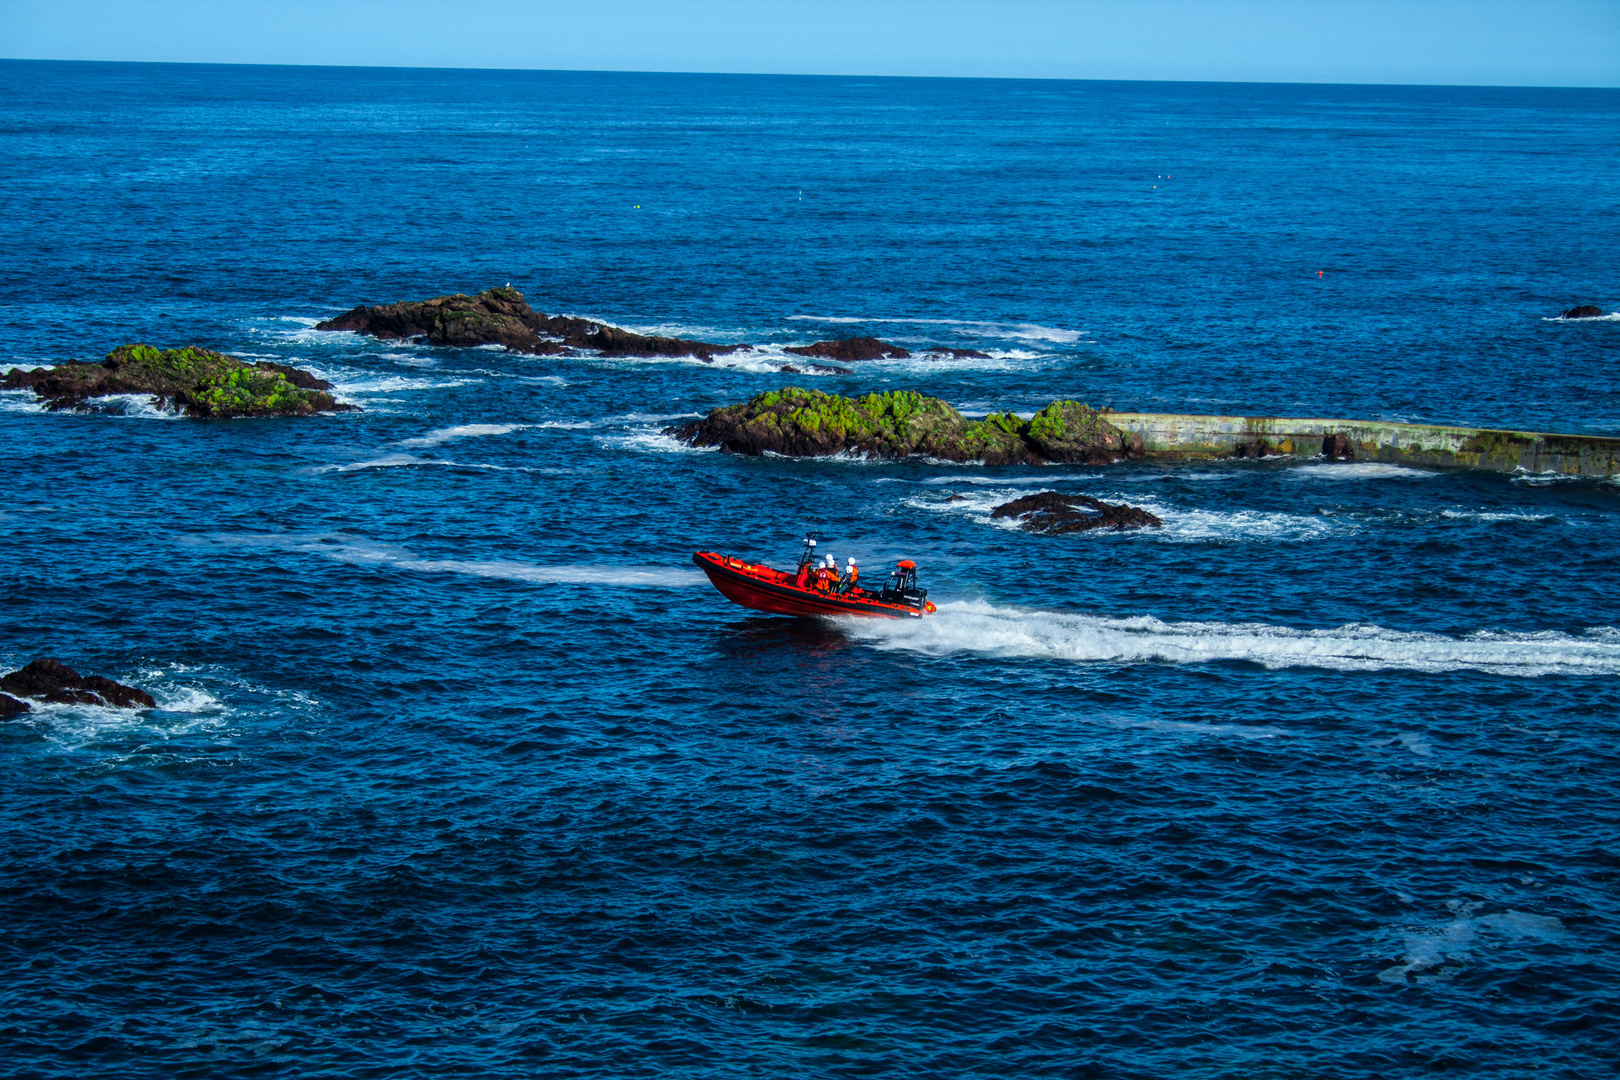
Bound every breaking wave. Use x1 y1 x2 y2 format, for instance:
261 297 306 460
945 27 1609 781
839 600 1620 676
787 314 1084 344
906 487 1343 542
0 389 46 415
599 428 720 455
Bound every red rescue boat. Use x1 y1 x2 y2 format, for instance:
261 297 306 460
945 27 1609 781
694 539 936 619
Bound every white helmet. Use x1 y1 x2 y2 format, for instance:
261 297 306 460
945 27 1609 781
847 558 857 568
824 554 836 567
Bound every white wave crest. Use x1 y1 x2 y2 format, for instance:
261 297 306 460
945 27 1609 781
787 314 1083 343
197 532 704 588
599 428 720 455
1543 311 1619 322
839 600 1620 676
313 453 539 474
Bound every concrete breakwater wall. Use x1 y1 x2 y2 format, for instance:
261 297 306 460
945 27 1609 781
1107 412 1620 477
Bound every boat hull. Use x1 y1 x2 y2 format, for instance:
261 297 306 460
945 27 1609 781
693 551 931 619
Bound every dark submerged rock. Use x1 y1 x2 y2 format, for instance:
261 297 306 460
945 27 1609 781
777 363 853 376
0 659 156 709
990 491 1163 533
925 347 992 359
1322 433 1355 460
318 286 740 359
1232 439 1279 459
667 387 1141 466
0 694 28 720
1 345 354 418
785 336 911 361
1560 305 1604 320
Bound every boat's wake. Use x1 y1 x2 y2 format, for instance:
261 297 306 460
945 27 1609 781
838 600 1620 676
196 532 705 588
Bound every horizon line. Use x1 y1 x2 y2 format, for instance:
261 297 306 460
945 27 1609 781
2 55 1615 93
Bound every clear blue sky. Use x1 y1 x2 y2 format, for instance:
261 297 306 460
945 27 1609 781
3 0 1617 87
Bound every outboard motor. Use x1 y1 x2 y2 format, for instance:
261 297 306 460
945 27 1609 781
881 559 929 610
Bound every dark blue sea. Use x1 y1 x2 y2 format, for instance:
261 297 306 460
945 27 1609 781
2 60 1619 1078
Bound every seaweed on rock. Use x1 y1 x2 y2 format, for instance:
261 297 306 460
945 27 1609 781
667 387 1143 465
1 344 355 418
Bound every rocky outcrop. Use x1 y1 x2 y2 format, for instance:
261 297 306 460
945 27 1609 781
667 388 1142 465
990 492 1163 533
317 286 741 359
1 345 355 418
784 336 911 361
1560 305 1603 320
317 286 565 353
0 659 156 709
0 694 28 720
1322 433 1355 460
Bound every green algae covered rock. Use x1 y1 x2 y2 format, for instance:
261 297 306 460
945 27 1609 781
1023 399 1140 463
667 387 1139 465
1 344 355 419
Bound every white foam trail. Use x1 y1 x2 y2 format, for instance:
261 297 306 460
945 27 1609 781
1544 312 1619 322
197 533 704 588
394 421 589 448
1378 904 1565 984
605 411 704 423
314 453 538 474
1438 509 1556 523
1287 462 1437 480
787 314 1084 343
324 374 475 395
840 600 1620 676
398 423 530 448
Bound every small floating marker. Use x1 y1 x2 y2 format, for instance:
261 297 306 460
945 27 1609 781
1318 270 1323 277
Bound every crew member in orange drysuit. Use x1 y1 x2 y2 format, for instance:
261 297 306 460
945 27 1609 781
814 554 834 592
839 557 859 594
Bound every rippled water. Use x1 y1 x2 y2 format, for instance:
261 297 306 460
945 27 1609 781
2 61 1618 1078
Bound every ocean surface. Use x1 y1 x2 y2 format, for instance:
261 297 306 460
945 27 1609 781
2 60 1618 1078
